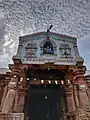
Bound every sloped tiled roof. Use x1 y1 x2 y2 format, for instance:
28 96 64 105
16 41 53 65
85 70 90 76
0 68 11 75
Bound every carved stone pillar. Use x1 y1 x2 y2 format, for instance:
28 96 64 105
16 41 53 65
65 71 77 113
66 89 76 113
10 66 22 77
85 76 90 100
73 69 89 108
0 86 8 109
1 76 18 113
14 88 26 113
1 65 25 113
73 85 79 109
11 67 26 113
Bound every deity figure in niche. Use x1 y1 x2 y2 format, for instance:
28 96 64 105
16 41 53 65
43 41 54 54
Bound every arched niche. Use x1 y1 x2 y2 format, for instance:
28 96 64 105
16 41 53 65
40 39 57 55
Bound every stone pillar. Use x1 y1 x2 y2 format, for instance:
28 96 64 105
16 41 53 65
12 67 26 113
73 69 89 108
1 65 24 113
14 88 26 113
1 76 18 113
73 85 79 109
66 89 76 113
85 76 90 100
0 85 8 109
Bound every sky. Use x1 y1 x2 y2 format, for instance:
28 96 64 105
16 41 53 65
78 34 90 69
0 0 90 69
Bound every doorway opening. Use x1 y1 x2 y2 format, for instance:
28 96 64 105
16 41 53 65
24 68 68 120
25 84 67 120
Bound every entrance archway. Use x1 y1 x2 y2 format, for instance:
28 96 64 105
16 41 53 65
24 69 68 120
26 84 67 120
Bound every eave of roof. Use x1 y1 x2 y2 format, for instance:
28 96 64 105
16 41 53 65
19 32 76 40
0 68 11 75
85 70 90 76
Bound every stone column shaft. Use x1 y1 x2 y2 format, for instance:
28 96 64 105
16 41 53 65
73 70 89 108
1 75 19 113
73 85 79 109
14 89 26 113
66 90 76 113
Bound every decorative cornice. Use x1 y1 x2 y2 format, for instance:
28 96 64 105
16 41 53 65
19 32 76 40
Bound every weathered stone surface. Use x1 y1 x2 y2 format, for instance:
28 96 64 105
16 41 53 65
0 113 24 120
1 89 16 113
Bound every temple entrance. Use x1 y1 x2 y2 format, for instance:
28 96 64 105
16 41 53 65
25 84 67 120
25 69 68 120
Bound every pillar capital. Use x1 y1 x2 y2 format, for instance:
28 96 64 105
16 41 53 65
10 67 22 77
73 66 86 76
73 69 84 76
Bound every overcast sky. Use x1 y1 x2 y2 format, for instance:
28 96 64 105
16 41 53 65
0 0 90 69
78 34 90 69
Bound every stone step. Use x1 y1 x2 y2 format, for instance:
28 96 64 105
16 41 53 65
0 113 24 120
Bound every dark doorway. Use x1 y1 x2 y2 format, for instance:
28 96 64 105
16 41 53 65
25 84 67 120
